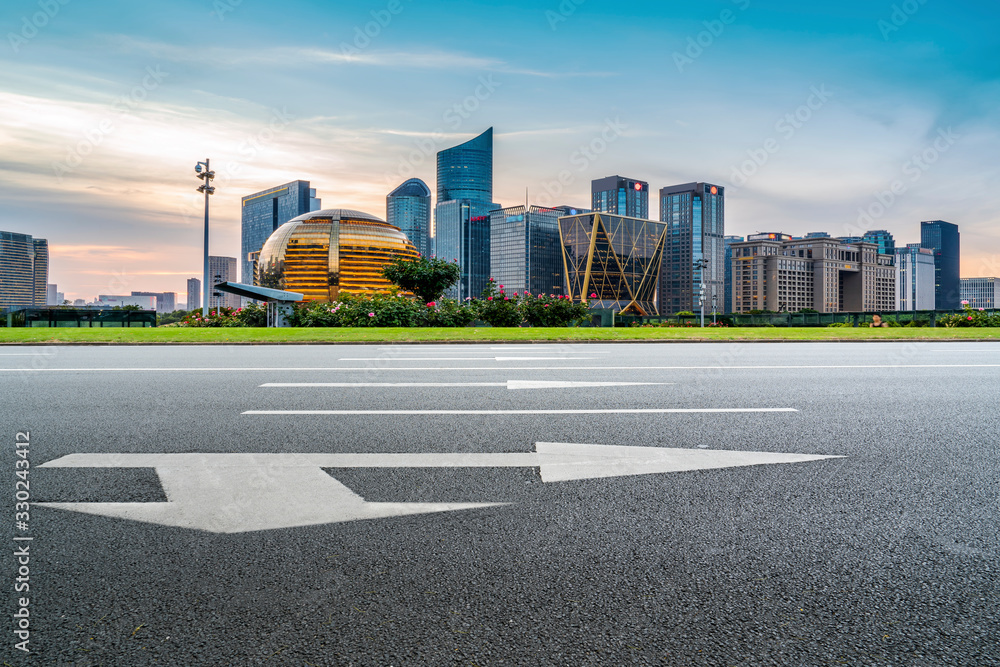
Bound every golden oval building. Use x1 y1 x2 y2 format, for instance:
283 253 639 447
256 209 419 302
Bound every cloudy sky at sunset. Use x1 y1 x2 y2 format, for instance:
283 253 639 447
2 0 998 302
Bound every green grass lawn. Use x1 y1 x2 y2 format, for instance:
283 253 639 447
1 326 999 344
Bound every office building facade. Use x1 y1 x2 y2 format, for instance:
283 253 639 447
46 284 58 305
591 176 649 219
920 220 961 309
723 236 744 314
895 244 935 311
0 231 48 308
186 278 201 311
208 256 240 310
731 235 895 313
436 128 493 203
559 212 667 315
436 200 495 300
241 181 321 284
961 278 999 309
386 178 432 258
489 205 565 297
659 183 725 315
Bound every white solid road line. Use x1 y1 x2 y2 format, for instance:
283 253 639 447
337 357 598 361
260 380 673 390
3 364 1000 372
243 408 798 415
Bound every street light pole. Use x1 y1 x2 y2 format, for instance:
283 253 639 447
712 293 718 326
693 259 710 328
195 160 216 317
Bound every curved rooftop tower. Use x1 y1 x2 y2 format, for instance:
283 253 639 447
436 127 493 203
386 178 432 257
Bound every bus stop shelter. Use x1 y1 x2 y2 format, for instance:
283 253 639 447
213 282 303 327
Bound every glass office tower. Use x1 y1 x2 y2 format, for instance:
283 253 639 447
920 220 961 309
435 200 496 300
0 231 48 308
241 181 321 285
489 205 566 297
862 229 896 256
386 178 432 258
434 128 496 297
436 128 493 203
658 183 725 316
591 176 649 219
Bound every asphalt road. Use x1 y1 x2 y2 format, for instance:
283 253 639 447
2 342 998 666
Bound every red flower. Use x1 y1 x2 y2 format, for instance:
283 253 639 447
589 293 597 298
968 316 974 321
487 297 494 301
426 302 436 307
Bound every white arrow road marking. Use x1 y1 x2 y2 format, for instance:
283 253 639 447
36 444 840 533
259 381 673 390
243 408 796 415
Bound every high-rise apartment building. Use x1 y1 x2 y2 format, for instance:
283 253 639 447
386 178 432 257
658 183 725 315
208 256 240 310
961 278 999 309
132 291 177 313
241 181 321 284
591 176 649 219
46 284 58 305
489 205 566 297
186 278 201 311
731 235 895 313
0 231 48 308
895 244 935 311
920 220 961 309
434 128 497 300
862 230 896 256
723 235 744 314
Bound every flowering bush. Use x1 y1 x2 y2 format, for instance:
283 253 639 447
175 303 267 327
473 280 523 327
938 302 1000 328
468 279 590 327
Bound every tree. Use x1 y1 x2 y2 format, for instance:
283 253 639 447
381 256 461 304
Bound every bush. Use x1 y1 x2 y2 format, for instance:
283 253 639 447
938 302 1000 328
473 280 523 327
827 322 854 328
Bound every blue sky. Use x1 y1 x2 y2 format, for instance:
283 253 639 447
2 0 998 301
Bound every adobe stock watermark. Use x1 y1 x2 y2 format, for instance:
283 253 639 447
727 85 833 189
673 0 751 73
878 0 928 40
52 66 170 182
7 0 71 53
383 75 501 186
535 117 628 208
546 0 586 31
340 0 413 56
177 107 295 224
852 127 960 232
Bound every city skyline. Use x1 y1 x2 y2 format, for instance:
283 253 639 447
2 1 998 302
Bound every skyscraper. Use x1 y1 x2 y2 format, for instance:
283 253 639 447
723 235 744 314
591 176 649 219
434 128 498 299
896 244 935 311
208 256 240 310
436 128 493 203
186 278 201 311
862 230 896 256
489 205 566 297
0 231 48 308
658 183 725 315
386 178 432 257
241 181 321 284
920 220 961 309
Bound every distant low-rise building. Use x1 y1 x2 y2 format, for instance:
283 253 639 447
961 277 999 309
97 294 157 309
132 291 176 313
